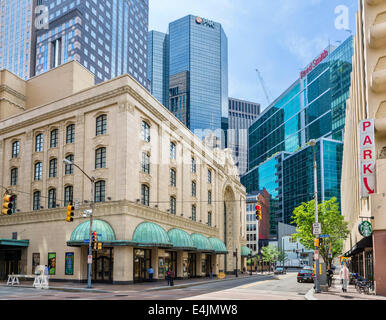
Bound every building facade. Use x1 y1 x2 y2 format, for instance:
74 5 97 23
224 98 260 176
0 0 36 80
0 61 247 283
31 0 149 87
149 15 228 138
341 0 386 296
242 37 353 239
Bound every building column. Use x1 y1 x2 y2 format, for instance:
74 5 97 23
212 255 219 276
196 253 204 277
176 251 185 279
112 246 133 284
152 248 159 280
373 230 386 296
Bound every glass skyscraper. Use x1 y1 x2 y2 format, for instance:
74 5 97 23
0 0 34 80
149 15 228 138
148 30 169 107
32 0 149 86
242 36 353 239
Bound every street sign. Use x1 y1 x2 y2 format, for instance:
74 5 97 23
358 221 373 237
74 199 80 210
84 239 90 243
320 234 330 238
313 223 322 235
88 255 92 264
314 250 319 260
218 272 226 280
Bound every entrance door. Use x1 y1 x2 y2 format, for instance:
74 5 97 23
0 250 21 280
92 248 113 283
188 253 196 278
134 249 151 283
206 255 212 277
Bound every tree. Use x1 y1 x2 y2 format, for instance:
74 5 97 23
291 197 349 269
261 245 280 272
277 250 288 267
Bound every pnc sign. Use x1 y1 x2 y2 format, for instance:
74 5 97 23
195 16 215 29
300 50 329 79
359 119 376 198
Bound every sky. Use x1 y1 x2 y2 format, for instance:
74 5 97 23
149 0 358 111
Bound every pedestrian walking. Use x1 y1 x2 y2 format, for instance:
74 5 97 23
148 266 154 282
167 268 175 286
327 268 334 288
340 263 349 292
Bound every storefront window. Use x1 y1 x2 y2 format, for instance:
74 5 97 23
65 252 74 275
48 253 56 275
32 253 40 274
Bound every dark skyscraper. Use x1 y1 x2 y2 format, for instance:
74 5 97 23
149 15 228 138
33 0 149 87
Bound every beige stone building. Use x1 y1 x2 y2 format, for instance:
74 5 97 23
341 0 386 296
0 61 247 284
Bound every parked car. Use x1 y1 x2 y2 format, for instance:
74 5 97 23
297 269 314 283
274 267 286 275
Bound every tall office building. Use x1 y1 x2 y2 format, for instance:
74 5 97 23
33 0 149 87
148 30 169 107
0 0 35 80
149 15 228 138
225 98 260 175
242 36 353 239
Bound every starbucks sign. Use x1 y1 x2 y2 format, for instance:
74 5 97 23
358 221 373 237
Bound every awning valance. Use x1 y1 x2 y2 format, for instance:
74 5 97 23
0 239 29 247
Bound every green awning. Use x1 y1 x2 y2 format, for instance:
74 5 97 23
69 220 116 242
208 237 228 254
241 246 252 257
168 229 196 250
191 234 214 253
0 239 29 247
132 222 172 248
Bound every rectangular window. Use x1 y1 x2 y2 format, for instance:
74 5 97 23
95 148 106 169
191 157 196 173
48 189 56 209
170 197 176 215
64 186 73 206
66 124 75 144
192 181 196 197
10 168 18 186
50 129 58 148
95 181 106 203
33 191 41 211
12 141 20 158
48 253 56 275
208 212 212 227
35 134 43 152
65 252 74 275
208 191 212 205
49 159 57 178
170 169 176 187
34 162 43 181
142 152 150 174
141 184 149 206
170 142 176 160
192 206 196 221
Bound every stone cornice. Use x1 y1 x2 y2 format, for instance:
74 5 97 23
0 98 26 111
0 84 27 102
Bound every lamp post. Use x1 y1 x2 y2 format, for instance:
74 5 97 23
309 139 321 293
63 159 95 289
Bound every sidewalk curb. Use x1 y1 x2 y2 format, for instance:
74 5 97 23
0 284 111 294
305 288 318 300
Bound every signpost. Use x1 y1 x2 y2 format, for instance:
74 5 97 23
313 223 322 235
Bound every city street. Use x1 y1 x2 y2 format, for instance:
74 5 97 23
0 272 312 300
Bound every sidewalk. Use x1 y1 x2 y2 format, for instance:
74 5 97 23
308 278 386 300
1 272 273 294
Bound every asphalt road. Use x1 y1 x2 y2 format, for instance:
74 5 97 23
0 272 312 300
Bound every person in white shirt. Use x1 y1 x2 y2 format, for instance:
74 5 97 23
340 263 349 292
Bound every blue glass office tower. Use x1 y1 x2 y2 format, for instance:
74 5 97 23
0 0 35 80
33 0 149 87
150 15 228 137
148 31 169 107
242 36 353 239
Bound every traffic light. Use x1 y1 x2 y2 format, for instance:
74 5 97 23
314 238 319 248
2 194 14 215
319 238 323 247
255 204 262 221
92 231 97 243
66 203 74 222
97 242 102 251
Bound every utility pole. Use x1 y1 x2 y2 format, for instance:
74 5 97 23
63 159 95 289
309 140 321 293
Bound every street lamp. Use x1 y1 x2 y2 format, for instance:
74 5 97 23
309 139 321 293
63 159 95 289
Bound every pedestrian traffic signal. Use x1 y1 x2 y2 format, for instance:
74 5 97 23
98 242 102 251
66 203 74 222
2 194 14 215
255 204 262 221
314 238 319 248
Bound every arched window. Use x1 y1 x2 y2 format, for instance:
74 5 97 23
65 155 74 175
141 184 149 206
34 162 43 181
10 168 18 186
141 121 150 142
96 114 107 136
50 129 59 148
49 158 58 178
64 185 73 206
48 189 56 209
95 147 106 169
12 141 20 158
66 124 75 144
35 134 43 152
95 180 106 203
141 152 150 174
33 191 41 211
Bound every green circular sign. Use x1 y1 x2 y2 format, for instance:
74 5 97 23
359 221 373 237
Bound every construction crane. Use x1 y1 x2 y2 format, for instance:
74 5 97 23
256 69 273 106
